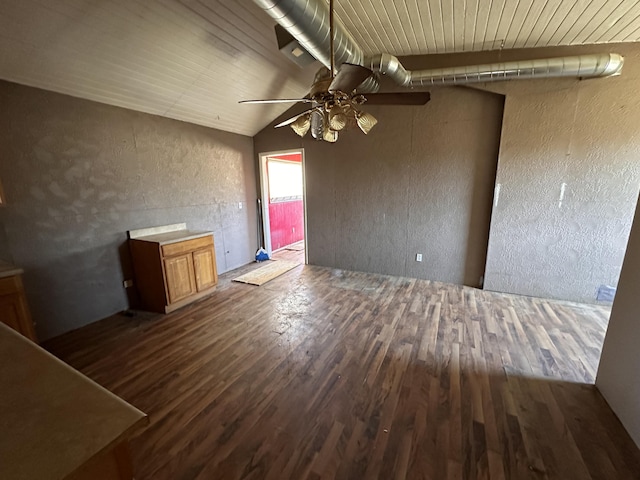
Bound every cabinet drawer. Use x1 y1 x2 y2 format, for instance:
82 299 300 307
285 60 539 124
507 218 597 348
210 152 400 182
161 236 213 258
0 275 20 296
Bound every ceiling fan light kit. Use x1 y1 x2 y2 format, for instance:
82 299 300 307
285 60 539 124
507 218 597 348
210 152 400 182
355 110 378 135
243 59 429 141
322 125 339 143
328 106 348 131
244 0 624 142
240 0 431 142
290 114 311 137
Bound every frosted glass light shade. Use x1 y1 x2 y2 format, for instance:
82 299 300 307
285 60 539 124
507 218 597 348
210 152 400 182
322 127 338 143
328 106 348 131
355 111 377 134
290 113 311 137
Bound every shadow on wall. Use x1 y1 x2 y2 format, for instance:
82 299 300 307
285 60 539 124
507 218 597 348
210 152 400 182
463 91 505 288
22 244 129 340
118 241 140 310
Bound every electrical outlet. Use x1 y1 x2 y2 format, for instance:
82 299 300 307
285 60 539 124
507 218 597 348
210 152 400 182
123 279 134 288
416 253 423 262
238 202 243 209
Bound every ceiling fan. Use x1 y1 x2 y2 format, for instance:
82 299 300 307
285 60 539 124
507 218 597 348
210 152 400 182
239 0 430 142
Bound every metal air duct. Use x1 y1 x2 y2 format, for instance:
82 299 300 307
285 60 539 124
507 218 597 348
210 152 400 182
253 0 624 90
366 52 624 87
254 0 363 68
253 0 379 91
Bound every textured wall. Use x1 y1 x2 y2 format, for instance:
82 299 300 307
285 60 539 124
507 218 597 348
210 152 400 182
597 192 640 448
0 81 256 340
254 87 504 286
476 43 640 303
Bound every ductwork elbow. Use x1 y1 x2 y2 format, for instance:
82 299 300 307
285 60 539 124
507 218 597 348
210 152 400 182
365 53 411 87
588 53 624 76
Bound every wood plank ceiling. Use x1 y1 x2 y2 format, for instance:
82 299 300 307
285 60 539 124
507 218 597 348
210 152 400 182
337 0 640 55
1 0 639 137
0 0 316 137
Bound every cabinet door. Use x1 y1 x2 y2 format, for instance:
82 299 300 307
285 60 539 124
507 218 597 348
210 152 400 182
164 253 196 304
0 293 37 342
193 247 218 292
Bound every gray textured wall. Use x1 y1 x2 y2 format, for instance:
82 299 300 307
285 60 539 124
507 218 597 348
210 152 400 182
0 81 257 340
477 43 640 303
597 191 640 447
254 87 504 286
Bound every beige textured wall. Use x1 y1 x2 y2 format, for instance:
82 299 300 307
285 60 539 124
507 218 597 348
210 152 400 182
0 81 257 340
597 192 640 447
254 87 504 286
470 43 640 303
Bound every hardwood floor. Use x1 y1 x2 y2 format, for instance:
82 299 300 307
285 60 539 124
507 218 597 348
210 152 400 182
44 262 640 479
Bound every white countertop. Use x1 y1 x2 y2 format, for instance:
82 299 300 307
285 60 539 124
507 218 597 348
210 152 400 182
0 323 148 480
131 229 213 245
129 223 213 245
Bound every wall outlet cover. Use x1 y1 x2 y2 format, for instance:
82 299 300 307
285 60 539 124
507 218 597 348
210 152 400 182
416 253 423 262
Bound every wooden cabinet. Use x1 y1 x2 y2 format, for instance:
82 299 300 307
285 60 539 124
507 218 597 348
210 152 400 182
0 274 37 342
164 253 196 303
193 248 217 291
130 233 218 313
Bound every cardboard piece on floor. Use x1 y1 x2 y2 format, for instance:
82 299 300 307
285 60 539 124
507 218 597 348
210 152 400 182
232 260 300 286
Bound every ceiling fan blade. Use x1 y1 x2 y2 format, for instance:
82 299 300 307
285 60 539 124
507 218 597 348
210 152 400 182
239 98 312 105
329 63 373 92
363 92 431 105
274 108 316 128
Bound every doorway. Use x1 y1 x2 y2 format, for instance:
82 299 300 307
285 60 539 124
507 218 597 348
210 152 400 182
259 149 306 264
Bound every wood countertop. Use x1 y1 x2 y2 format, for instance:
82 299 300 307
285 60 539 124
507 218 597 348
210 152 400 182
0 323 148 480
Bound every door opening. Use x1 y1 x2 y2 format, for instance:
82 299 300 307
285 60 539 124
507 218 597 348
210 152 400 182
259 149 306 264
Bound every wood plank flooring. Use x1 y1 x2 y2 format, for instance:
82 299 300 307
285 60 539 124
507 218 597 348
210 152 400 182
44 260 640 479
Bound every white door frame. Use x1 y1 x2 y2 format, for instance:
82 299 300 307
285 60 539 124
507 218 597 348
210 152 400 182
258 148 307 263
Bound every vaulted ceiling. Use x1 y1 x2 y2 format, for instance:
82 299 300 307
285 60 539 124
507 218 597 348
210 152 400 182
0 0 638 137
